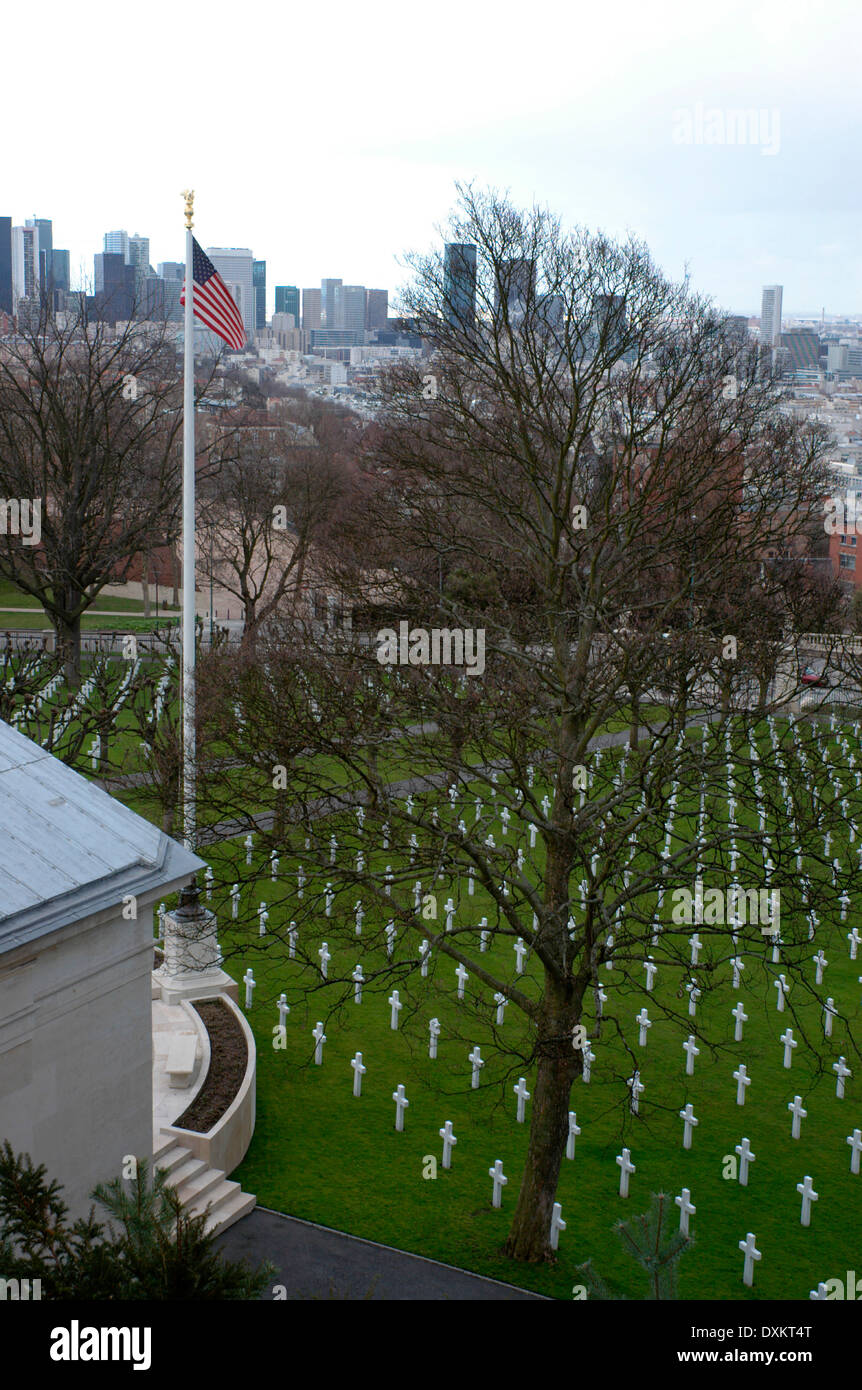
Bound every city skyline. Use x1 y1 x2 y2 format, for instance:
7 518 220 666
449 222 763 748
3 1 859 319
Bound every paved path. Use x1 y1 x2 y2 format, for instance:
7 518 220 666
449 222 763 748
216 1206 547 1301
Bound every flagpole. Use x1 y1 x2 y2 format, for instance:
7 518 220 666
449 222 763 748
181 189 196 852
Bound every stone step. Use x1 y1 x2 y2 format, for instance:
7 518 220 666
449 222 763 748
201 1187 256 1237
174 1164 227 1208
166 1156 208 1190
153 1143 193 1176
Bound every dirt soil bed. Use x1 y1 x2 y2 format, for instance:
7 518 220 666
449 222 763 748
174 998 247 1133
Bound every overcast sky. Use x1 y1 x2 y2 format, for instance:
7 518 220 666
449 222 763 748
6 0 859 317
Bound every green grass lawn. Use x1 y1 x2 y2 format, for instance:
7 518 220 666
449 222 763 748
168 724 862 1302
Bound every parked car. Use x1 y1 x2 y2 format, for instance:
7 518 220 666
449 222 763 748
801 659 829 687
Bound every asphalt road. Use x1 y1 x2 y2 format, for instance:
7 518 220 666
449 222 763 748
216 1206 548 1301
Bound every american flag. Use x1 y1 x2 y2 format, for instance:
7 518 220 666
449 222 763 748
180 239 247 350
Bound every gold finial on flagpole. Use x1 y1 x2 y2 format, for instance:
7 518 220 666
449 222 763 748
181 189 195 229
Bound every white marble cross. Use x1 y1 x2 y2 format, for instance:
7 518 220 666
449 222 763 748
679 1102 699 1149
350 1051 366 1097
686 982 701 1017
566 1112 581 1160
419 940 431 977
489 1159 508 1207
258 902 268 936
683 1035 700 1076
355 900 364 936
550 1202 566 1251
244 833 253 865
833 1056 851 1098
738 1231 761 1287
469 1045 484 1088
324 883 334 917
277 993 290 1028
644 958 657 991
774 974 789 1011
733 1063 751 1106
732 1000 748 1041
689 933 702 966
204 865 214 899
428 1016 441 1059
731 956 744 990
297 866 305 898
494 992 507 1026
231 884 240 919
318 941 331 978
779 1027 797 1069
813 950 828 985
629 1071 645 1115
675 1188 695 1236
439 1120 457 1169
848 927 861 960
480 928 489 952
444 898 455 932
389 989 402 1030
735 1136 756 1185
468 866 475 896
846 1128 862 1174
797 1175 818 1226
385 922 396 959
512 1076 531 1123
455 963 469 999
352 963 364 1004
636 1007 651 1047
514 938 527 974
582 1043 595 1083
243 969 255 1009
616 1147 636 1198
392 1083 409 1131
288 921 297 958
312 1020 326 1064
788 1095 807 1140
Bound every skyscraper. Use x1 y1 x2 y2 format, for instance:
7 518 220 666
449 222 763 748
761 285 783 347
50 249 70 294
12 225 40 306
158 261 184 282
206 249 255 342
302 287 322 332
275 285 300 320
443 243 477 329
26 218 53 288
494 258 536 317
0 218 12 315
253 259 267 330
321 278 342 329
93 252 135 322
365 288 388 330
104 229 130 261
340 285 366 334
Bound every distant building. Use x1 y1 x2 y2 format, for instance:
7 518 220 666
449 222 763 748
310 328 364 348
365 288 388 330
321 278 342 329
26 218 52 288
494 258 536 317
761 285 783 346
158 261 184 282
443 243 477 330
253 259 266 330
724 314 750 339
302 287 322 332
206 249 255 342
93 252 136 322
12 225 40 307
778 329 820 373
339 285 366 335
51 249 70 294
275 285 300 320
0 217 12 315
104 229 130 261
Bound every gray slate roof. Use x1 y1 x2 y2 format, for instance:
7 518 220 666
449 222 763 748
0 719 204 955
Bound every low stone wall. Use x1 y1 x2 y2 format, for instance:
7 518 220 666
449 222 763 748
160 992 256 1177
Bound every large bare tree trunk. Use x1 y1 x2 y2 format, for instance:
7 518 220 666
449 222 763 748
504 975 581 1261
56 614 82 688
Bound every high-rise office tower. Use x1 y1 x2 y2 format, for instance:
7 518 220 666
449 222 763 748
340 285 366 334
104 229 130 261
12 225 40 306
206 248 255 342
761 285 783 347
26 218 53 287
0 217 12 315
495 258 536 317
50 249 70 293
443 243 477 329
127 235 150 311
253 259 267 330
321 278 342 329
302 287 322 331
158 261 184 282
275 285 300 321
93 252 135 321
365 288 388 330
